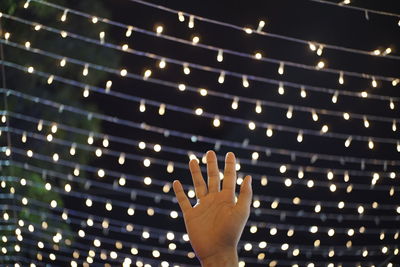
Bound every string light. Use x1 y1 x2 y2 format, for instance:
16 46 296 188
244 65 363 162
339 71 344 84
242 75 249 87
188 15 194 28
217 49 223 62
218 71 225 84
278 82 285 95
278 62 284 75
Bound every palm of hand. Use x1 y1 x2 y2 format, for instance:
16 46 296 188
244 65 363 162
173 151 252 262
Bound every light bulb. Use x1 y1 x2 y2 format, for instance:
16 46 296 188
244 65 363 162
257 20 266 31
286 106 293 119
368 139 374 149
242 75 249 87
343 112 350 120
183 63 190 75
339 72 344 84
217 49 223 62
345 136 352 147
254 52 262 60
218 71 225 84
231 97 239 110
188 15 194 28
255 101 262 113
192 36 200 44
371 77 377 88
312 110 318 121
159 59 166 69
300 86 307 98
331 91 338 103
278 82 285 95
278 62 284 75
156 25 163 34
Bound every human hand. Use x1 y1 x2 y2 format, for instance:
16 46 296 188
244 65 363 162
173 151 252 267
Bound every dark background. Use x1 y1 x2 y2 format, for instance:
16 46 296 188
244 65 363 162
1 0 400 266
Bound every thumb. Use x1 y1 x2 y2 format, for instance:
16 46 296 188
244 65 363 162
236 175 252 216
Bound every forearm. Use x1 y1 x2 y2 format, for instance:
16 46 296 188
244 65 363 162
200 249 239 267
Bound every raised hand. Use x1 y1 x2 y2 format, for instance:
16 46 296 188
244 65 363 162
173 151 252 267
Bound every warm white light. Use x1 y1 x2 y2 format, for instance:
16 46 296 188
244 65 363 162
278 82 285 95
218 71 225 83
144 177 152 185
159 59 166 69
343 112 350 120
310 226 318 233
371 77 377 88
279 165 287 173
188 15 194 28
156 25 163 34
300 87 307 98
143 158 151 167
368 139 374 149
266 127 273 137
339 72 344 84
331 91 338 103
213 116 221 127
195 108 203 116
321 125 328 133
255 101 262 113
316 60 325 69
363 116 370 128
178 84 186 91
231 97 239 109
143 69 152 80
192 36 200 44
278 62 284 75
242 75 249 87
311 110 318 121
254 52 262 60
297 131 303 143
217 50 223 62
120 69 127 76
345 136 352 147
248 121 256 130
361 91 368 98
286 106 293 119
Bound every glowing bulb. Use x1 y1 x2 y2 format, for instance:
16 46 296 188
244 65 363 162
192 36 200 44
244 27 253 34
331 91 338 103
255 101 262 113
286 106 293 119
279 165 287 173
316 60 325 69
188 15 194 28
231 97 239 110
178 83 186 91
27 66 34 73
242 75 249 87
317 45 324 56
156 25 163 34
126 26 133 37
309 42 317 51
195 108 203 116
297 130 303 143
158 59 166 69
392 120 397 132
266 127 273 137
284 178 292 187
315 204 321 213
217 50 223 62
357 205 364 214
143 69 152 80
180 64 190 75
120 69 127 76
99 31 105 43
144 177 152 185
178 12 185 22
371 77 377 88
278 62 284 75
213 116 221 127
368 139 374 149
143 158 151 167
338 201 345 209
251 52 261 60
339 72 344 84
278 82 285 95
310 226 318 233
311 110 318 121
361 91 368 98
139 100 146 112
97 169 105 178
390 99 395 109
300 87 307 98
248 121 256 130
363 116 370 128
329 184 337 192
159 104 166 115
218 71 225 83
343 112 350 120
345 136 352 147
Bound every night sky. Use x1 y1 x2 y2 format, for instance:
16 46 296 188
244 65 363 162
1 0 400 266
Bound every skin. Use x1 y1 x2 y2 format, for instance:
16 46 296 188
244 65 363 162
173 150 253 267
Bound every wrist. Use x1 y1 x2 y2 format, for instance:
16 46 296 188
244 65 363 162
200 248 238 267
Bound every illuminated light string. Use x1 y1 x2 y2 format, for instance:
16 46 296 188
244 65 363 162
7 150 400 226
307 0 400 19
2 65 400 151
0 123 396 191
4 146 400 225
7 112 400 186
10 226 391 267
4 123 399 216
3 9 400 91
5 145 400 224
2 89 400 169
9 204 194 262
3 18 399 110
10 220 398 267
2 23 399 109
6 185 399 256
6 153 399 228
31 0 400 62
2 40 399 126
7 197 397 260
